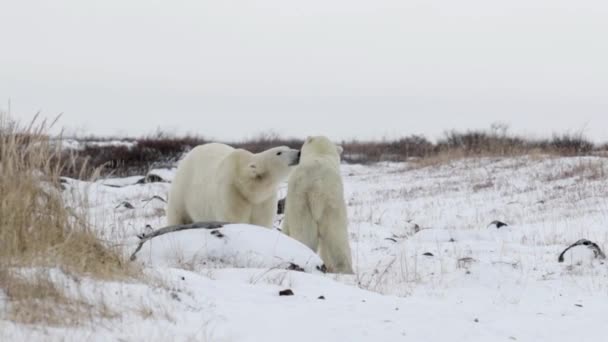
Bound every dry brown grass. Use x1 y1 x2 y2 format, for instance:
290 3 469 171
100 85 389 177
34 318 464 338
544 159 608 182
407 149 468 169
0 114 134 326
407 145 557 171
0 269 99 326
64 125 608 178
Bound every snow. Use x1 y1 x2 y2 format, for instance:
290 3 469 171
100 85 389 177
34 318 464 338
58 139 83 150
53 139 137 151
84 140 137 149
3 155 608 341
130 224 324 273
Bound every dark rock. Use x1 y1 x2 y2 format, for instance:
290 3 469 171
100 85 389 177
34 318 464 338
279 289 294 296
318 296 325 300
423 252 434 257
135 173 166 185
277 198 286 215
134 177 146 184
116 201 135 209
286 263 305 272
145 173 165 183
489 220 508 229
210 230 225 239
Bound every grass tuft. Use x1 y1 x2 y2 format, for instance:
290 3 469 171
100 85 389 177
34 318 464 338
0 113 134 326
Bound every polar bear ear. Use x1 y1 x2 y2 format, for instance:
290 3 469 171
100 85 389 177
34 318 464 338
336 145 344 155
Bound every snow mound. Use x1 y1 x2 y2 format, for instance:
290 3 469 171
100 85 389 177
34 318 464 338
130 224 324 272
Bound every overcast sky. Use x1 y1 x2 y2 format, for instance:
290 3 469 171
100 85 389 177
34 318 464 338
1 0 607 141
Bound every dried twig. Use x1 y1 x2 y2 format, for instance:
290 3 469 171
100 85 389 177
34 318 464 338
558 239 606 263
129 221 227 261
141 195 167 207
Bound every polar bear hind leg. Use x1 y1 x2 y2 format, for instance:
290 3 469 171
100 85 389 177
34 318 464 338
284 207 319 252
318 220 353 274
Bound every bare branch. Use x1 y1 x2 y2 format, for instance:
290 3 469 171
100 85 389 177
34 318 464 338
129 221 228 261
141 195 167 207
558 239 606 263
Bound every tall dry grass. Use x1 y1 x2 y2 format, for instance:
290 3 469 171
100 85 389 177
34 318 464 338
0 114 133 325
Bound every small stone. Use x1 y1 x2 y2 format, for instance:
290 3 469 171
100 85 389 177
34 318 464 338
210 230 225 238
489 220 508 229
277 198 286 214
279 289 294 296
116 201 135 209
287 263 305 272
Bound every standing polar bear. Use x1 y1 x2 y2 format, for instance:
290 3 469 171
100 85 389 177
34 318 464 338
282 136 353 274
167 143 300 228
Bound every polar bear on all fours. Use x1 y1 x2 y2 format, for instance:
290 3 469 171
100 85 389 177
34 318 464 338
167 143 300 228
282 136 353 274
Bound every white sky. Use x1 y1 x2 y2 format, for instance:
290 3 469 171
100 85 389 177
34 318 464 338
1 0 607 141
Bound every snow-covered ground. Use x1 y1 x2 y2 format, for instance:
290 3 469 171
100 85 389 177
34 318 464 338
55 138 137 151
2 155 608 341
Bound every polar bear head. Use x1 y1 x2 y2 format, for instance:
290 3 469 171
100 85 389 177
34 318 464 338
245 145 300 185
301 136 343 165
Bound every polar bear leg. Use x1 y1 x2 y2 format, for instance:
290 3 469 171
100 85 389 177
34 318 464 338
167 199 188 226
287 211 319 252
318 224 353 274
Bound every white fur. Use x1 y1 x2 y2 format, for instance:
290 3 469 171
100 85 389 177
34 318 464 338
282 136 353 274
167 143 299 228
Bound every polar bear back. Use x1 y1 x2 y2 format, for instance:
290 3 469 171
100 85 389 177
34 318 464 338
286 160 345 220
282 136 353 274
167 142 300 228
168 143 235 225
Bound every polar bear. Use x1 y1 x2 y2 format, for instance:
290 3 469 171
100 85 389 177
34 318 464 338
167 143 300 228
282 136 353 274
